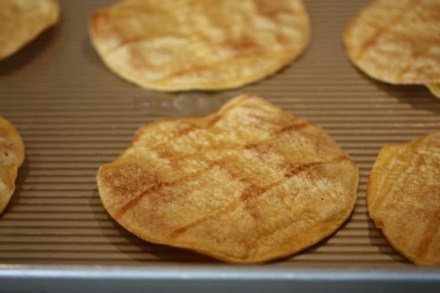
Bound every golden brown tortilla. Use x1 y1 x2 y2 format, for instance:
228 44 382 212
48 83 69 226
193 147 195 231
97 95 359 263
89 0 310 91
0 117 25 215
367 132 440 266
0 0 60 60
344 0 440 95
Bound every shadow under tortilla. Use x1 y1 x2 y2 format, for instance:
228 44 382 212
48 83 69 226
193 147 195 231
372 81 440 116
81 35 102 66
347 61 440 115
0 26 59 76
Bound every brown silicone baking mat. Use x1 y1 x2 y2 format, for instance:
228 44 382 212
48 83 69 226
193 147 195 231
0 0 439 268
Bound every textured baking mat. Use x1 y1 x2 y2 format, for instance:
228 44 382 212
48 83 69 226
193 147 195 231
0 0 439 268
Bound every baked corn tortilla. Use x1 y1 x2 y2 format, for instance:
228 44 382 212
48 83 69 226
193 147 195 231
0 117 25 215
0 0 60 60
344 0 440 93
97 95 359 263
367 132 440 266
89 0 310 91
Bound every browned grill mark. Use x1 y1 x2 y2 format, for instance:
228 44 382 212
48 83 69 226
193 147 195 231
240 186 267 220
103 35 162 56
113 191 143 219
176 120 199 136
207 114 223 127
113 161 225 219
151 48 283 83
170 169 263 238
169 199 242 239
113 181 164 219
284 162 320 179
222 35 259 54
156 41 273 81
170 218 205 238
169 155 350 238
104 22 183 56
244 143 258 150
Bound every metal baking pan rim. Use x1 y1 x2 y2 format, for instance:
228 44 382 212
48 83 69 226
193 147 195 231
1 265 439 281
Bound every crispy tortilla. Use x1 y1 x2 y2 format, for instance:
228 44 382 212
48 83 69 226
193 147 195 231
89 0 310 91
0 0 60 60
97 95 359 263
0 117 25 215
344 0 440 94
367 132 440 266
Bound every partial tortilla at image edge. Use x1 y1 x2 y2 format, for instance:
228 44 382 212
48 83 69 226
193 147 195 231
0 117 25 215
343 0 440 87
367 132 440 266
0 0 60 60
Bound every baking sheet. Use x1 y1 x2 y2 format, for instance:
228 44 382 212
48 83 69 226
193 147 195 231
0 0 439 273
